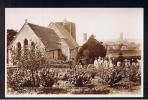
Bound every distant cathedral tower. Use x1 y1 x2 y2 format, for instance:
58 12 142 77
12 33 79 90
83 33 87 42
120 32 124 41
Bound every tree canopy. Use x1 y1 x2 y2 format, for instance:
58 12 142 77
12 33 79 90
78 35 107 64
7 29 17 46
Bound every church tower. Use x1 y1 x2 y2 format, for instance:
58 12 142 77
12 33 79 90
53 19 76 41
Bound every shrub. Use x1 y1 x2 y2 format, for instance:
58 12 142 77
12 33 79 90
8 44 57 87
98 67 123 87
65 68 92 87
7 68 57 88
77 35 107 64
39 69 57 87
128 64 141 84
97 61 141 87
105 69 123 86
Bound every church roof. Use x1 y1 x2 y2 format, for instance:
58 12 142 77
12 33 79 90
28 23 61 51
49 23 79 49
8 21 79 51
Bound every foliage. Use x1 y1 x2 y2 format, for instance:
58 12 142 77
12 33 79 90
64 67 95 87
8 68 57 87
117 51 124 62
8 44 141 91
60 53 67 61
78 35 107 64
97 61 141 86
128 64 141 84
97 66 123 87
105 68 123 86
7 29 17 46
9 45 56 87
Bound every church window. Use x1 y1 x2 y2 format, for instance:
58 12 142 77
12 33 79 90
31 42 35 53
17 42 21 57
24 39 28 48
24 39 28 55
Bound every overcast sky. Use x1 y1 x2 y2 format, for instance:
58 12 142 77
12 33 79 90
5 8 143 44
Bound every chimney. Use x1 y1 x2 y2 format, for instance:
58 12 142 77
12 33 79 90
83 33 87 42
120 32 124 41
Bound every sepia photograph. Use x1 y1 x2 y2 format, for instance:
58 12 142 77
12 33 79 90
5 8 143 97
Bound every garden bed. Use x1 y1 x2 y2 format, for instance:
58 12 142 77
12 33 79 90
7 84 141 95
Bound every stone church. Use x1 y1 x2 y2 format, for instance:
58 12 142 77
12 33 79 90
7 20 79 66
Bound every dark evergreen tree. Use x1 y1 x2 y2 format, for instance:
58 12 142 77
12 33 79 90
78 35 107 64
7 29 17 46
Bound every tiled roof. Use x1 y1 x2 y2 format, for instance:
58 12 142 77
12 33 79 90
28 23 61 51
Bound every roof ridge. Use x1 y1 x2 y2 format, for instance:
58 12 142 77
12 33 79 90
27 22 61 51
28 22 52 30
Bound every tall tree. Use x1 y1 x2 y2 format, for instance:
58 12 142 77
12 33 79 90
78 35 107 64
7 29 17 46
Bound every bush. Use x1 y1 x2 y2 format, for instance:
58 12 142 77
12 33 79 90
39 69 57 87
7 68 57 88
97 61 141 86
64 68 93 87
105 69 123 86
97 67 123 87
128 65 141 84
8 45 58 87
77 35 107 64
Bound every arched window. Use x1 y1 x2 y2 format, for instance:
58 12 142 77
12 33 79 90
17 42 21 56
24 39 28 48
14 42 21 65
31 42 35 52
24 39 28 55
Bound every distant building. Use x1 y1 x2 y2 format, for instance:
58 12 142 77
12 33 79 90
7 20 79 66
104 33 141 57
119 32 124 42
